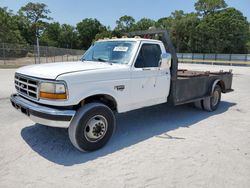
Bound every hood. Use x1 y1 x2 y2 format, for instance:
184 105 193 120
16 61 120 79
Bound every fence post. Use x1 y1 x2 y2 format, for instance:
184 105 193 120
229 54 232 66
46 46 48 63
67 49 69 62
33 45 36 64
54 48 56 62
3 43 6 65
213 54 217 66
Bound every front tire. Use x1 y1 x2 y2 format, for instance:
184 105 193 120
68 103 115 152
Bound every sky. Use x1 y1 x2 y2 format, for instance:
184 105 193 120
1 0 250 28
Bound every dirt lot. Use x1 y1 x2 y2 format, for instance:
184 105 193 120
0 64 249 188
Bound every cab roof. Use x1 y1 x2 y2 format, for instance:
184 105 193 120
97 37 162 43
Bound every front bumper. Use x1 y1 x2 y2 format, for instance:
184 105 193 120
10 94 75 128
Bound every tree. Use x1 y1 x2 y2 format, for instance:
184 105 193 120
18 2 52 39
195 0 227 16
40 22 61 47
0 7 25 43
77 18 105 49
171 12 200 52
133 18 156 31
59 24 79 49
115 15 135 33
18 2 52 62
157 17 173 30
157 11 200 53
95 27 113 41
196 8 249 53
247 27 250 53
40 23 79 49
15 12 35 45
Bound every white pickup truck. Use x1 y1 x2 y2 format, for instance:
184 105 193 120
10 29 233 152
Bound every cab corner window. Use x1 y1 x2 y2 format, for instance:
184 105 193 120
134 44 161 68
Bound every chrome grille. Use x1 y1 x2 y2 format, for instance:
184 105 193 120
15 74 39 100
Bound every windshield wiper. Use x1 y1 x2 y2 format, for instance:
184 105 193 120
96 58 113 65
97 58 107 62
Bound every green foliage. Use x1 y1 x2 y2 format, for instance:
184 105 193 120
59 24 79 49
40 22 61 47
15 13 36 45
157 7 249 54
247 41 250 53
40 23 79 49
132 18 156 31
195 0 227 16
0 7 25 43
115 15 135 33
157 17 173 30
173 12 200 52
247 28 250 53
196 8 249 53
95 27 113 41
18 2 52 44
0 1 249 54
77 18 105 49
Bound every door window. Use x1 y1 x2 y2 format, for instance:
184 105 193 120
134 44 161 68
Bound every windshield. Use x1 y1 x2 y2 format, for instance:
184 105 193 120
81 41 136 64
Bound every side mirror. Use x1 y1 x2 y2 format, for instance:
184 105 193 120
159 53 172 68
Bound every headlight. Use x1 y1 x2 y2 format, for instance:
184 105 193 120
39 82 68 100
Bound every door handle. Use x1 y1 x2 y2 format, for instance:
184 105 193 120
142 68 151 71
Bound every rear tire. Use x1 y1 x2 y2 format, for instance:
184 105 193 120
203 85 221 112
194 100 203 110
68 103 115 152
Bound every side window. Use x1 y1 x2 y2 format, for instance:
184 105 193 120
134 44 162 68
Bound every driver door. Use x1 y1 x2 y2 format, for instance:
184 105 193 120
130 42 163 110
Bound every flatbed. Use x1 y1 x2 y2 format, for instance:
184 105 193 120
127 29 233 106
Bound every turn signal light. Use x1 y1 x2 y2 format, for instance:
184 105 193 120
39 92 67 100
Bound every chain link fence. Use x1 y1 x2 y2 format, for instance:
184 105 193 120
0 43 84 67
1 43 250 67
177 53 250 66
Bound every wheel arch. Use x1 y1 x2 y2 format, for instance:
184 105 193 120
211 79 226 95
78 93 118 112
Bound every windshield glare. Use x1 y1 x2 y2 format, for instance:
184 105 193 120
82 41 136 64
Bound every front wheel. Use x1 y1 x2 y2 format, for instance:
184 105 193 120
68 103 115 152
203 85 221 112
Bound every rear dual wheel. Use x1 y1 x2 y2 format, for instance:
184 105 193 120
194 85 221 112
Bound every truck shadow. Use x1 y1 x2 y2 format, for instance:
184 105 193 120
21 101 235 166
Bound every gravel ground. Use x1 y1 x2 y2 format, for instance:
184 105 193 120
0 64 249 188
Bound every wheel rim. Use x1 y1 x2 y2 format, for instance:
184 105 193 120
84 115 108 142
212 90 220 106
